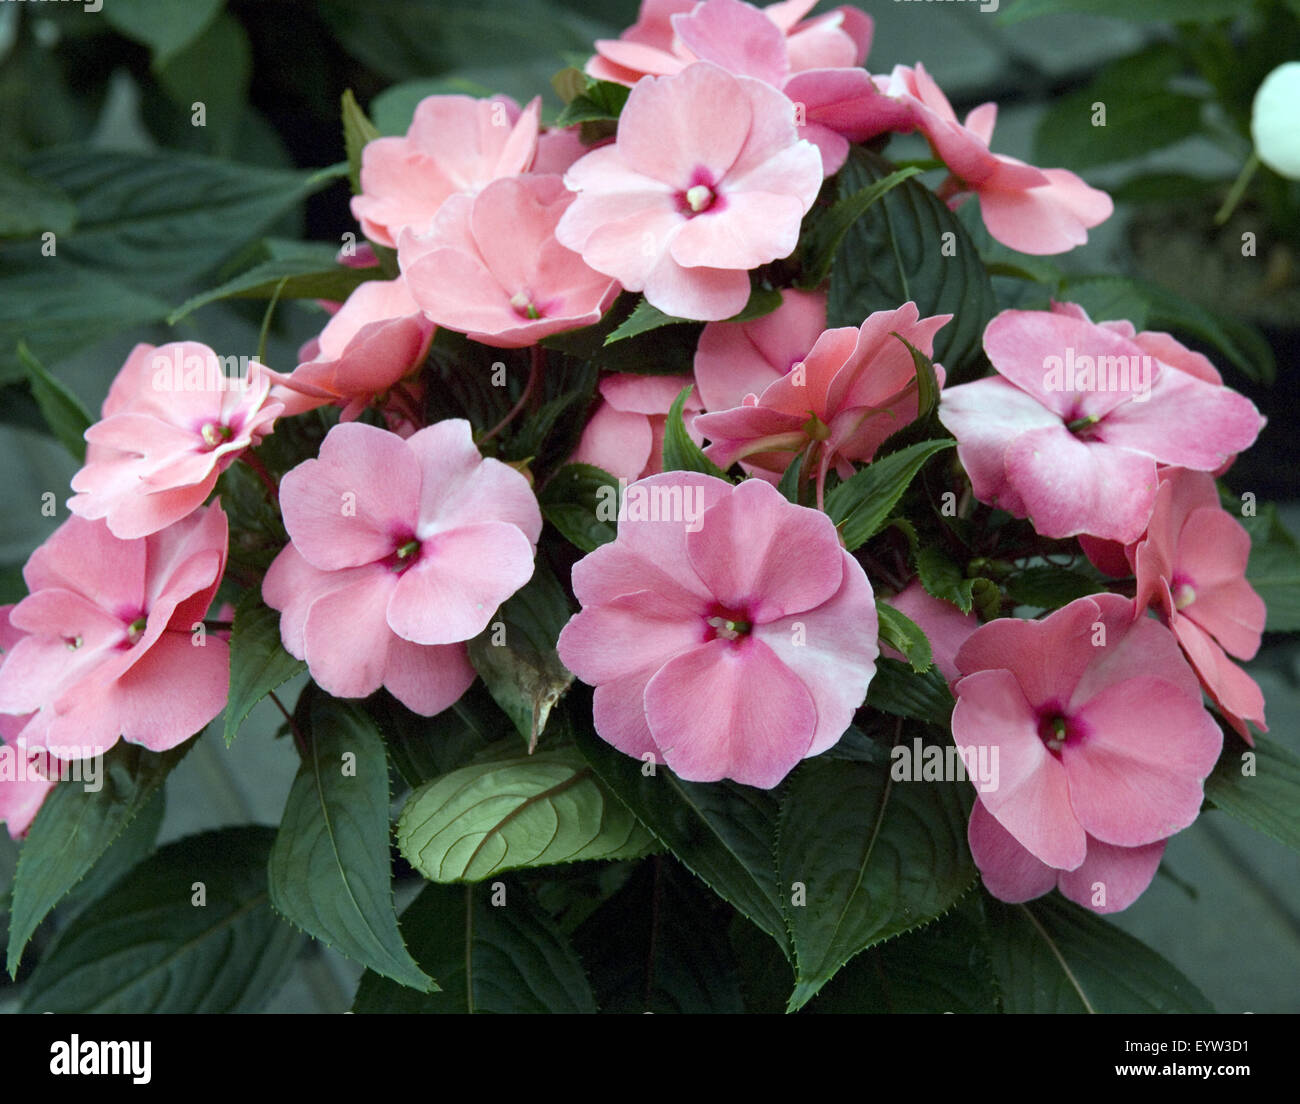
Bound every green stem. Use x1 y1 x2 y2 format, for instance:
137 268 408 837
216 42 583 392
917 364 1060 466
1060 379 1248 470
1215 152 1260 226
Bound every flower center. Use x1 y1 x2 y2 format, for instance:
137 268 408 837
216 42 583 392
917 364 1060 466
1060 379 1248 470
64 634 83 651
509 291 542 320
1172 579 1197 610
388 537 421 572
685 184 714 214
200 422 233 449
1037 712 1071 755
705 603 752 642
126 616 148 645
1065 413 1099 438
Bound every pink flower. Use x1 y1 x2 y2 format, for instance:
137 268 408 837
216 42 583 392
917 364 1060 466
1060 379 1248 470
952 593 1221 910
878 63 1113 255
694 302 948 490
263 420 542 716
571 374 703 482
555 61 823 321
557 473 878 788
588 0 897 175
0 606 53 839
1134 468 1267 741
68 343 282 540
938 305 1265 543
399 174 619 349
968 800 1166 914
0 506 230 757
350 94 542 248
693 287 827 413
267 277 434 420
880 580 978 685
588 0 873 86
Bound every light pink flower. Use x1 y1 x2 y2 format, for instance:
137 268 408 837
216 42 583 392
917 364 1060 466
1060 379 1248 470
693 287 826 413
557 473 878 788
263 420 542 716
351 94 542 248
0 506 230 757
1134 468 1267 741
534 126 593 175
68 343 282 540
399 174 620 349
938 306 1265 543
952 593 1221 899
694 302 948 491
555 61 823 321
878 62 1113 255
571 374 702 482
880 580 978 685
968 800 1166 914
267 277 434 420
587 0 872 85
0 607 52 839
589 0 897 175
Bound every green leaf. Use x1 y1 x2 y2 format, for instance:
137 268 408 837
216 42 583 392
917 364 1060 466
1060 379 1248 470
574 858 745 1013
538 462 621 553
916 545 976 613
825 438 954 550
604 297 689 344
59 790 164 922
1002 0 1247 23
827 148 995 383
268 695 436 992
6 741 190 976
167 242 377 324
102 0 224 64
875 601 933 673
574 724 790 958
1244 505 1300 631
890 330 940 420
21 149 345 289
662 384 730 479
154 11 252 159
342 89 382 194
466 562 574 749
778 753 975 1010
1005 566 1104 609
0 262 169 385
352 880 597 1013
1205 733 1300 855
397 746 654 883
368 683 510 788
776 451 804 505
1060 274 1275 384
808 894 997 1013
984 894 1213 1012
223 591 305 747
866 658 955 728
800 165 922 288
1033 46 1204 170
16 340 91 462
554 77 630 126
23 827 305 1013
0 162 75 238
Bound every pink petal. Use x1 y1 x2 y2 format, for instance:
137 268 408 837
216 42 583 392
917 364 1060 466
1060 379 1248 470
383 638 476 718
1057 835 1165 914
557 589 704 685
968 799 1057 903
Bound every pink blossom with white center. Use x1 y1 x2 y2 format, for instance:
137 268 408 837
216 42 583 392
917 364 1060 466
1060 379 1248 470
938 305 1265 543
1133 468 1267 741
876 62 1113 255
571 374 703 482
267 277 434 421
557 473 878 788
350 94 542 248
952 593 1221 888
0 506 230 759
262 420 542 717
587 0 904 176
399 174 620 349
694 302 948 497
555 61 824 322
68 342 282 540
693 287 827 413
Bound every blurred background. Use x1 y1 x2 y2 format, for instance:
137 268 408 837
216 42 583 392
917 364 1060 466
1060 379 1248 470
0 0 1296 1012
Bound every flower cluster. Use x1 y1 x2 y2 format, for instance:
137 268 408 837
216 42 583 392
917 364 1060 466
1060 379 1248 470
2 0 1275 939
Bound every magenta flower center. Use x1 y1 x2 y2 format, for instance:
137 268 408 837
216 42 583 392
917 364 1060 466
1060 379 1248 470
1172 574 1197 610
126 616 148 645
1065 413 1100 439
385 536 421 573
678 167 724 217
704 603 752 642
1037 711 1073 755
199 422 233 449
509 291 544 320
